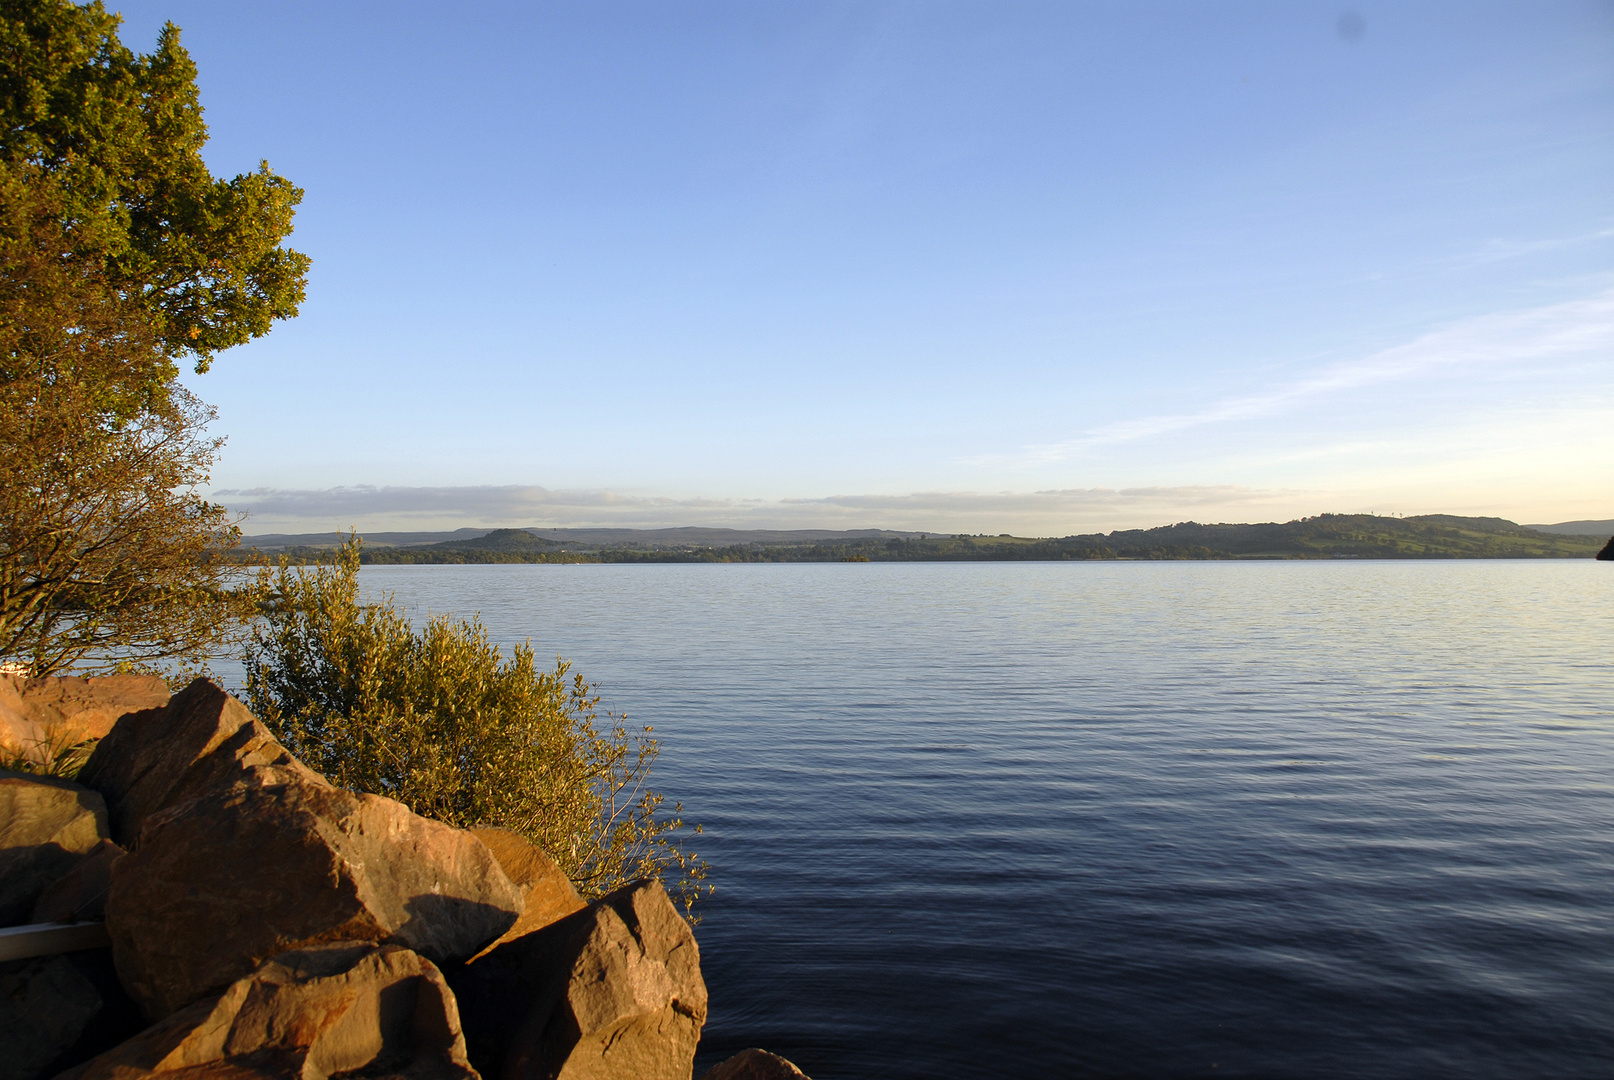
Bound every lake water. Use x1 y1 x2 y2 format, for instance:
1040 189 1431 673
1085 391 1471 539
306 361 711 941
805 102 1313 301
347 561 1613 1079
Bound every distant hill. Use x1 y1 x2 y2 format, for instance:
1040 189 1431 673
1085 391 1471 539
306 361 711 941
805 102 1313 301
1524 519 1614 536
1069 514 1601 559
429 528 563 553
238 513 1605 565
238 525 918 554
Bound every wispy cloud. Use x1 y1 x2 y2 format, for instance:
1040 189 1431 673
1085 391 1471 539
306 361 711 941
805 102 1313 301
215 292 1613 537
217 484 752 523
985 289 1614 467
217 483 1310 536
1452 223 1614 269
784 485 1296 517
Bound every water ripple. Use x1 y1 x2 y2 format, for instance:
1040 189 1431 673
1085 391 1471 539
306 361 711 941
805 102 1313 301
356 560 1614 1080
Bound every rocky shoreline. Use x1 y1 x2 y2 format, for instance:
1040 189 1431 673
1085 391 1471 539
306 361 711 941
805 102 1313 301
1 674 807 1080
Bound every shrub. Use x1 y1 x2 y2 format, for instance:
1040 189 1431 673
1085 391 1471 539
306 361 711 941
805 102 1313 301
242 539 707 917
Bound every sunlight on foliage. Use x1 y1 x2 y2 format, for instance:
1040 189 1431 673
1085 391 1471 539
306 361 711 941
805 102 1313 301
242 538 709 919
0 171 259 676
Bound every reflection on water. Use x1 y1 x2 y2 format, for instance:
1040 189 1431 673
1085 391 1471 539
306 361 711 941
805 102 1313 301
349 561 1611 1079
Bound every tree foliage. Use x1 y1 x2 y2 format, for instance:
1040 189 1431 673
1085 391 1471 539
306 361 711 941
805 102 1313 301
0 0 307 672
243 540 709 918
0 173 252 675
0 0 309 372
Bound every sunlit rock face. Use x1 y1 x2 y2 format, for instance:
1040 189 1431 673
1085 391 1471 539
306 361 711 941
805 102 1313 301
0 770 109 925
59 941 475 1080
77 679 313 847
451 878 707 1080
106 760 523 1019
0 674 169 771
699 1049 813 1080
1 680 765 1080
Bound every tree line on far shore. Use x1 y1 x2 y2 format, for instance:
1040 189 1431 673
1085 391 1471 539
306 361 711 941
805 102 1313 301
236 514 1607 566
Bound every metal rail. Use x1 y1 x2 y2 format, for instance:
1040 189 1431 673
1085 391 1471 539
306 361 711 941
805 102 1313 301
0 921 112 961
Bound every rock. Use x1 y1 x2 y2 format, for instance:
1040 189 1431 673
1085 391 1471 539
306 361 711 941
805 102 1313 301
1597 536 1613 561
698 1049 812 1080
0 955 102 1080
0 771 110 925
0 950 144 1080
30 839 124 924
106 764 523 1019
469 828 585 958
58 941 475 1080
0 674 169 769
451 878 706 1080
76 679 316 847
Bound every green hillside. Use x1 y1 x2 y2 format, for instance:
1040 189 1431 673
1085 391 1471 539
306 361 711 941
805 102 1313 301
429 528 563 553
1085 514 1604 560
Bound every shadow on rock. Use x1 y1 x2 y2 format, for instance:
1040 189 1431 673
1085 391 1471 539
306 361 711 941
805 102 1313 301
55 941 473 1080
450 878 706 1080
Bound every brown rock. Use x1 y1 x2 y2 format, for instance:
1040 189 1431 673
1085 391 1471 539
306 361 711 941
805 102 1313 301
1 954 107 1080
0 950 144 1080
31 839 125 924
106 764 523 1019
59 941 475 1080
0 674 170 769
451 878 706 1080
77 679 316 847
697 1049 811 1080
469 828 585 958
0 771 110 925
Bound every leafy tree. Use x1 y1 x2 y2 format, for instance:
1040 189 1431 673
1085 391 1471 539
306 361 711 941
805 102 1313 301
0 0 306 673
0 0 309 372
0 173 253 674
243 539 709 918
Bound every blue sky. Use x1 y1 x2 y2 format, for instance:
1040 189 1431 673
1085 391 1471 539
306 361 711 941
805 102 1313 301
114 1 1613 534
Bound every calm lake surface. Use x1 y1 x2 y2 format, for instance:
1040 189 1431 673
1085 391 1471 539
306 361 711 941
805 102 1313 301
353 561 1613 1079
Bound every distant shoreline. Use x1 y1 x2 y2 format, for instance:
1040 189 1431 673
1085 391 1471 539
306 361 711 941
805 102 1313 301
231 513 1608 565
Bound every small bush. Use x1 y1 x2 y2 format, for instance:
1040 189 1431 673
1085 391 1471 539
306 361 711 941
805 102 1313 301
242 539 707 917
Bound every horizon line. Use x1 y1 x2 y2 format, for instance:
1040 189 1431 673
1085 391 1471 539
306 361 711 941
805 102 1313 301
235 511 1614 545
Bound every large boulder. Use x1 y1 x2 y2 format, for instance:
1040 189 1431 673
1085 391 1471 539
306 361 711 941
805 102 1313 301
0 771 110 925
451 878 706 1080
698 1049 812 1080
31 839 124 924
469 828 586 959
58 941 475 1080
0 674 169 769
76 679 316 847
106 763 523 1019
0 951 143 1080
